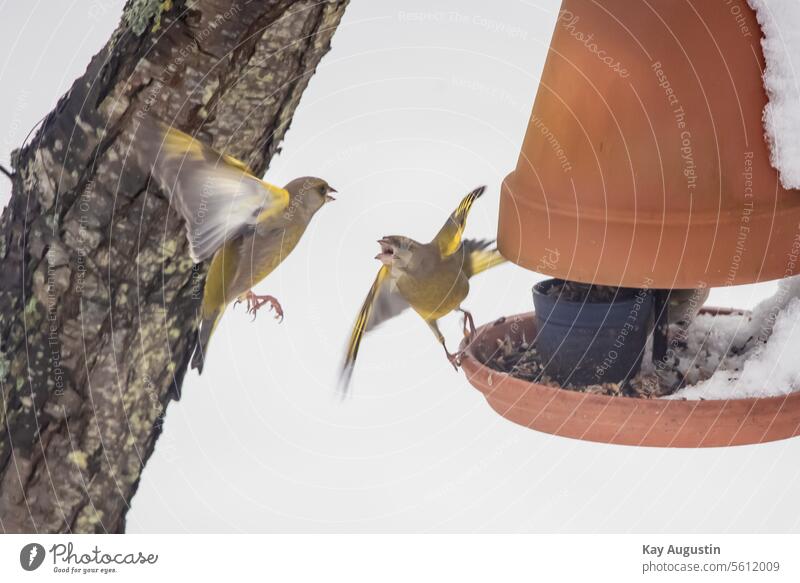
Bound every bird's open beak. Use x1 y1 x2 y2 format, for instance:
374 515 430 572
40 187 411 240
325 187 337 203
374 238 394 265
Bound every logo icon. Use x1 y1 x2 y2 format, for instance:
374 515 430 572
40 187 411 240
19 543 46 571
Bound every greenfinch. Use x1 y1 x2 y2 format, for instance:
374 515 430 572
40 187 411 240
139 121 336 372
340 186 505 393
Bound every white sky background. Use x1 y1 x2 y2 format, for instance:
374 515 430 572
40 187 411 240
1 1 797 533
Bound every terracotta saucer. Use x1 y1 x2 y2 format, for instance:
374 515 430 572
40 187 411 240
461 310 800 447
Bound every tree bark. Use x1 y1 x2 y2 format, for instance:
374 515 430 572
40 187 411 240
0 0 348 533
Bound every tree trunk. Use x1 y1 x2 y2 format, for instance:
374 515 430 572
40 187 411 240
0 0 348 533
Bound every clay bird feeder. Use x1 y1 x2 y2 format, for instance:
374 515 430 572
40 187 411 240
463 0 800 446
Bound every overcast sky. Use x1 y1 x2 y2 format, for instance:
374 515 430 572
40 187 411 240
2 0 796 533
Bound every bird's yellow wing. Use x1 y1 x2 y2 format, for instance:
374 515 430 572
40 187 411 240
462 239 506 277
137 119 290 262
432 185 486 257
339 265 409 395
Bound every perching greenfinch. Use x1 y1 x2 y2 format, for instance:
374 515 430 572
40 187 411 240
340 186 505 392
139 121 336 372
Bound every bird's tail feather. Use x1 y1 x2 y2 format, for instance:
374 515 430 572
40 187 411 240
470 249 506 276
191 311 222 374
463 238 506 277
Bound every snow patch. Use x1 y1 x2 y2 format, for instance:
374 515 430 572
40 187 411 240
666 276 800 399
748 0 800 189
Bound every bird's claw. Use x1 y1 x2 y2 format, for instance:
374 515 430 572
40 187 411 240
459 309 476 339
447 350 463 371
242 292 284 323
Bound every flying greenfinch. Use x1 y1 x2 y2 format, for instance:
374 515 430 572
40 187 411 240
139 120 336 373
339 186 505 393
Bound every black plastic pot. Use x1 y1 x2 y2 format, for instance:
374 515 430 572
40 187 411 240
532 279 654 386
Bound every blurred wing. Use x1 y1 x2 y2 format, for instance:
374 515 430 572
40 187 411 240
433 185 486 257
138 120 289 262
365 276 409 331
462 238 506 278
339 266 408 395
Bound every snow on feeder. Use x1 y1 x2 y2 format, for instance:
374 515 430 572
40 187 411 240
462 0 800 446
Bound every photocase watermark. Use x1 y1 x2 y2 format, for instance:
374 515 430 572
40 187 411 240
652 61 697 198
784 230 800 279
73 179 95 298
45 248 66 396
725 151 755 285
282 176 323 221
282 186 306 221
305 303 334 354
673 284 709 327
652 282 708 375
397 11 528 40
450 76 529 114
747 225 800 345
184 176 215 302
2 89 29 157
725 0 754 38
595 282 652 379
321 142 372 169
19 543 46 571
87 0 110 22
21 541 159 574
19 542 159 575
536 247 561 273
559 10 630 78
191 263 204 300
424 436 519 502
133 2 243 124
472 14 528 41
530 115 573 173
188 174 216 244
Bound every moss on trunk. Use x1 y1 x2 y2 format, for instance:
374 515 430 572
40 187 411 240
0 0 348 533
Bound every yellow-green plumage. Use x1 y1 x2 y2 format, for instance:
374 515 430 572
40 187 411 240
203 239 240 320
138 119 335 373
340 186 506 393
396 254 469 321
195 222 317 370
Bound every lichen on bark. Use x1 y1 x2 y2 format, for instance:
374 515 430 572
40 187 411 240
0 0 348 533
123 0 175 36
